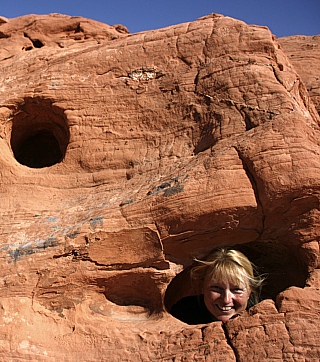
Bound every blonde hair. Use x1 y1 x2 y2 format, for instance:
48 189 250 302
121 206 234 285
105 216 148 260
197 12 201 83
191 248 264 304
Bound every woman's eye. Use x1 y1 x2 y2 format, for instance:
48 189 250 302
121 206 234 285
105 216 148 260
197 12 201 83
210 286 222 292
232 288 244 294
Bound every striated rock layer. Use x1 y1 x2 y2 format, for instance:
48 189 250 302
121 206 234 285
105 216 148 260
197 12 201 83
0 13 319 361
279 34 320 116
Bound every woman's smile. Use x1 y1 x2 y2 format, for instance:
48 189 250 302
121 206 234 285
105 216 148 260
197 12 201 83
203 278 250 322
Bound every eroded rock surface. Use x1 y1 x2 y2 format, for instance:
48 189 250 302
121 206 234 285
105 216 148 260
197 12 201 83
279 35 320 116
0 13 319 361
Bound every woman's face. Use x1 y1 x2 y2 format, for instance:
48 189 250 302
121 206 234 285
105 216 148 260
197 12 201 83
203 274 251 322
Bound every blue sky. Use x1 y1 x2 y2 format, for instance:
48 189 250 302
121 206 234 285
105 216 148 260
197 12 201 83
1 0 319 37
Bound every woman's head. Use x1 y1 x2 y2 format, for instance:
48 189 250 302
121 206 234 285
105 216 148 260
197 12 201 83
191 248 263 322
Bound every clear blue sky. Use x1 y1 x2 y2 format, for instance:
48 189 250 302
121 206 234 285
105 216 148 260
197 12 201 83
1 0 319 37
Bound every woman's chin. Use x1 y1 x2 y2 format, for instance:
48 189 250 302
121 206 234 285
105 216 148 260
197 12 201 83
217 314 234 323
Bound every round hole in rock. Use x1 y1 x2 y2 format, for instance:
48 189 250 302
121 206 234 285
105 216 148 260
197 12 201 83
165 242 309 324
96 271 164 316
10 97 69 168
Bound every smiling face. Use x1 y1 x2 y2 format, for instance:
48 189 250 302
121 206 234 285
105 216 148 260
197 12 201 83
203 274 251 322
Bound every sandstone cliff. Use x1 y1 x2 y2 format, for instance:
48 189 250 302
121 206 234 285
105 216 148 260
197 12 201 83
0 13 319 361
279 34 320 116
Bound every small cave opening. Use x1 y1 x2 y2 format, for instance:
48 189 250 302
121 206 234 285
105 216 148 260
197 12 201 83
10 98 70 168
96 271 164 317
23 32 44 49
165 242 309 325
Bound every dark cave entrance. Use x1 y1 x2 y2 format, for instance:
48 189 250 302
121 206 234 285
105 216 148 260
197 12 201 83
10 97 70 168
165 241 309 324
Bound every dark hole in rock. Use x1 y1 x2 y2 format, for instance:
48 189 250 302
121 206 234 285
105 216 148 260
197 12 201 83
10 97 69 168
31 39 44 48
96 271 164 315
74 23 84 33
23 32 44 48
15 130 63 168
0 31 9 39
165 241 309 324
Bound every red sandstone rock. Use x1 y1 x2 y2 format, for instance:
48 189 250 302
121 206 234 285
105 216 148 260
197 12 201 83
0 13 128 61
0 13 319 361
279 35 320 116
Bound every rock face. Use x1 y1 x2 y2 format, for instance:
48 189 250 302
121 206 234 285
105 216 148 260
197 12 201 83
0 13 319 361
279 35 320 116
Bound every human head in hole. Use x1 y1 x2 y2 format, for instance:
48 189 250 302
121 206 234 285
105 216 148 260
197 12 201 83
170 248 264 324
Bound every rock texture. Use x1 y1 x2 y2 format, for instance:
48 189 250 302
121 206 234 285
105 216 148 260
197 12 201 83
279 35 320 116
0 13 319 361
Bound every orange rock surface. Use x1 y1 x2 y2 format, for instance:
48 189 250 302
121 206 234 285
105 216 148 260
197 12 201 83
0 13 319 361
279 34 320 116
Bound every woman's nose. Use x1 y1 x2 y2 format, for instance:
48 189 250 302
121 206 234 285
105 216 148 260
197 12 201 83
222 289 232 303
